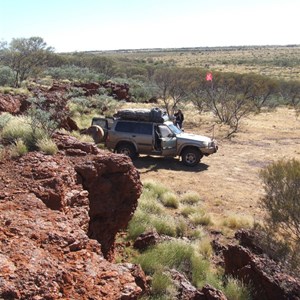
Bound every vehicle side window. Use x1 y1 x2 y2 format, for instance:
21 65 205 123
115 121 152 135
136 123 152 135
115 121 135 132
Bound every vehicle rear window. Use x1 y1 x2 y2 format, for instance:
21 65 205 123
115 121 152 135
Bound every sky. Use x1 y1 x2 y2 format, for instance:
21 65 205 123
0 0 299 53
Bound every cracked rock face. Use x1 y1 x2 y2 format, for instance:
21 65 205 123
0 133 145 299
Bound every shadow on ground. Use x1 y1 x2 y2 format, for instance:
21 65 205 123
132 155 209 174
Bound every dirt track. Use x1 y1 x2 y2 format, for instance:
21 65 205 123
133 107 300 223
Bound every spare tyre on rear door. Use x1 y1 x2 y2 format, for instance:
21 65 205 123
87 125 105 143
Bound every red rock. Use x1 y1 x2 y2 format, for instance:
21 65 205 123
0 134 146 299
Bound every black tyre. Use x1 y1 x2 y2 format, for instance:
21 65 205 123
182 148 202 166
116 143 137 159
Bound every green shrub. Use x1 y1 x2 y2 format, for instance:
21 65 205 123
259 159 300 274
26 96 63 138
0 112 13 130
259 159 300 242
0 66 15 86
139 197 165 215
151 271 176 298
135 240 195 275
37 137 58 155
135 239 216 289
127 209 150 240
190 253 211 286
150 215 177 237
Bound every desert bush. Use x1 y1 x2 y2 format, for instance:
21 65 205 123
175 216 190 237
143 180 169 199
195 237 213 259
222 214 253 230
37 137 58 155
180 205 197 217
189 210 213 226
43 65 103 82
89 94 121 115
0 66 15 86
0 145 6 161
26 96 67 140
69 131 94 143
259 159 300 273
10 138 28 157
180 191 201 205
150 215 177 237
160 191 179 208
223 277 252 300
1 116 33 144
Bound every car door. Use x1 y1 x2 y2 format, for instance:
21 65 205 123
158 124 177 156
134 122 154 153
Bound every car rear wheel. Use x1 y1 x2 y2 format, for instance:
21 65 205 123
116 143 137 159
182 148 202 166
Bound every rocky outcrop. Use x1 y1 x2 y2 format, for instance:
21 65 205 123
52 132 143 260
223 244 300 300
0 134 146 299
0 94 28 114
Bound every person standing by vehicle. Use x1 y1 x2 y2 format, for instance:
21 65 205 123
174 109 184 129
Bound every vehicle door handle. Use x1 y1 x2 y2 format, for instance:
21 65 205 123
132 135 136 137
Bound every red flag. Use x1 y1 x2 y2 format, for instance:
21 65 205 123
206 72 213 81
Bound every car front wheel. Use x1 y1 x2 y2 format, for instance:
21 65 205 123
182 148 202 166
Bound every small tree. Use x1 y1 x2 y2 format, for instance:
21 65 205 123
0 37 54 87
154 67 188 117
259 159 300 272
26 95 69 139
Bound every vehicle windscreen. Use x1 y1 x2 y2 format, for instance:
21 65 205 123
167 123 182 135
